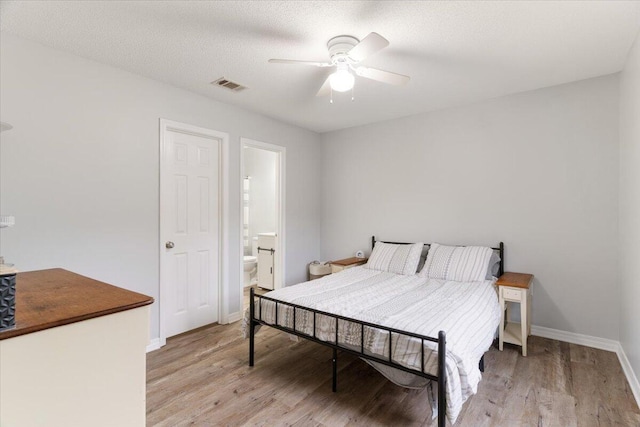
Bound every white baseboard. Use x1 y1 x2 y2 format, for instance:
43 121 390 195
617 343 640 407
531 325 619 352
146 338 161 353
531 325 639 408
145 313 241 352
227 311 242 324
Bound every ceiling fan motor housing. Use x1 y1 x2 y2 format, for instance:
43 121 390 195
327 35 359 63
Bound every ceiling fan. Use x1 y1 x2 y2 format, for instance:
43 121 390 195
269 32 410 99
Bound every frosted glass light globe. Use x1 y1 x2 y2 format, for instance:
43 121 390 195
330 68 355 92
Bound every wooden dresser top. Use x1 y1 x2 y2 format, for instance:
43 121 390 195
0 268 153 340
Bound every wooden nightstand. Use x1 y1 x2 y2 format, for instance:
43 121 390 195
497 272 533 356
330 257 367 273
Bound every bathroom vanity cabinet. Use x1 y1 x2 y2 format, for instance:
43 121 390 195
257 233 276 290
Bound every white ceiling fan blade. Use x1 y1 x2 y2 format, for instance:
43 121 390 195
316 75 332 97
347 32 389 62
355 66 410 86
269 59 333 67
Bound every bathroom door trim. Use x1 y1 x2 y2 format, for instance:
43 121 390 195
240 138 286 303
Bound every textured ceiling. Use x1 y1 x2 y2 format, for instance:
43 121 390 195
1 1 639 133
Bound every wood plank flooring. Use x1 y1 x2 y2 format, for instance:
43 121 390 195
147 300 639 426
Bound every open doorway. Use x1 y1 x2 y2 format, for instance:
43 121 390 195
240 139 285 309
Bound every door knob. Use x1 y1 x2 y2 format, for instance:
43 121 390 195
165 241 175 249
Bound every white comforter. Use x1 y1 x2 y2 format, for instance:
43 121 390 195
243 266 500 423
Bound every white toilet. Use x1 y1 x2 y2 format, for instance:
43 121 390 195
243 237 259 287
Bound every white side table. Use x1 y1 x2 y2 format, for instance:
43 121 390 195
497 272 533 356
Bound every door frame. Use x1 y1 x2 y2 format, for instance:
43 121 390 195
240 138 286 306
159 119 230 346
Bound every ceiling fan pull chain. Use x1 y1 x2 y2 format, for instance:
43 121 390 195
351 86 355 102
330 87 334 104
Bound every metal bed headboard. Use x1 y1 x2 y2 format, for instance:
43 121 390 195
371 236 505 277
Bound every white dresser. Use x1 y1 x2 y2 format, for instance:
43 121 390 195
0 269 153 427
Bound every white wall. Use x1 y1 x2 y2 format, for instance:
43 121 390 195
321 75 620 340
0 34 322 341
243 147 277 253
619 29 640 386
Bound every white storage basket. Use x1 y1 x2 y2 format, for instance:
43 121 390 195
309 261 331 280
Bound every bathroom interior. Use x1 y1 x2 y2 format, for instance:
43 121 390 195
242 145 278 291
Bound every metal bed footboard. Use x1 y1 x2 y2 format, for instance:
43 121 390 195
248 288 448 427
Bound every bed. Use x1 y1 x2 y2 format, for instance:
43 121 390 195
245 237 504 426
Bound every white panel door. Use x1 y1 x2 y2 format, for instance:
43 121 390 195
161 128 220 338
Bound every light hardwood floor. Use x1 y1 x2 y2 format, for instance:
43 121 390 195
147 298 639 426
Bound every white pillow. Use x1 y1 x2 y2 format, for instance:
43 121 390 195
419 243 494 282
365 242 424 275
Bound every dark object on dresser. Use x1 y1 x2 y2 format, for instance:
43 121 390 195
0 273 16 330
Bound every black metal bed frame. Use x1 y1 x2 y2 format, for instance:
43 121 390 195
248 237 504 427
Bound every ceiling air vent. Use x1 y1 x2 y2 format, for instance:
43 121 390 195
211 77 246 92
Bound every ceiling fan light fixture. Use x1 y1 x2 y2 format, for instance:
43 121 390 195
269 32 408 98
329 66 354 92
